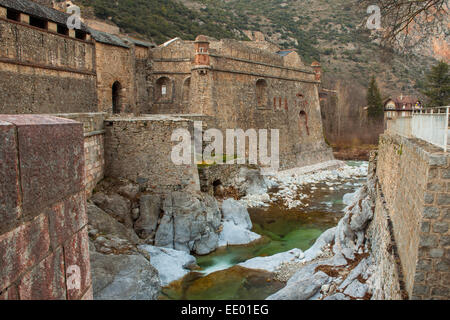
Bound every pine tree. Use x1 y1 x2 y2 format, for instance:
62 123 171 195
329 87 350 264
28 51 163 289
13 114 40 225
367 76 384 119
422 61 450 107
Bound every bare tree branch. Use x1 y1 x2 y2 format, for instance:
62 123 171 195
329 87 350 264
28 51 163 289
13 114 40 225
359 0 449 50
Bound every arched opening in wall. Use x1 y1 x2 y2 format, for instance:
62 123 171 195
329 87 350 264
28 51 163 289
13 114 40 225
182 77 191 103
256 79 268 108
112 81 122 114
155 77 172 102
299 111 310 136
213 180 224 198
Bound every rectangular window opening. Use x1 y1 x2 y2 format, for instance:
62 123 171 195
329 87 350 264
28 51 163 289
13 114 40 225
57 24 69 36
29 16 47 29
6 9 20 21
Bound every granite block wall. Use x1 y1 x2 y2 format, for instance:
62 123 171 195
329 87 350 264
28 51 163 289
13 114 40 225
0 115 92 300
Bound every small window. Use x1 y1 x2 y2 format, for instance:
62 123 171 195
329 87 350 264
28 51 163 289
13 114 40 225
30 16 47 29
155 77 171 102
57 24 69 36
256 79 268 108
7 9 20 21
75 29 87 40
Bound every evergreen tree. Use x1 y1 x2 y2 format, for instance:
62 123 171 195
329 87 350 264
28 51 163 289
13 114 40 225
367 76 384 119
421 61 450 107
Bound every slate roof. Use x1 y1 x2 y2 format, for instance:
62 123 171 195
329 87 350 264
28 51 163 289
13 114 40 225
88 28 130 48
0 0 89 32
123 37 155 48
276 49 296 57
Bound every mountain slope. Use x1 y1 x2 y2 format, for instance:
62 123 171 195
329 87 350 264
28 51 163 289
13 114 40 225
75 0 439 98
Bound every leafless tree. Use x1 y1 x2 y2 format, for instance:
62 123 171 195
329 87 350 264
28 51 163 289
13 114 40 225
359 0 449 49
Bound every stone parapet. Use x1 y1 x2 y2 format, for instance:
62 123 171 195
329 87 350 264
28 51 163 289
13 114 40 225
0 115 92 300
373 133 449 299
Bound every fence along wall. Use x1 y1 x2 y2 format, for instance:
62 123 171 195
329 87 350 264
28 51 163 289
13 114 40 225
0 115 92 300
374 133 449 299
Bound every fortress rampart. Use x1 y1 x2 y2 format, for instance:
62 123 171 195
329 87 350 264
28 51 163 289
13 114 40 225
0 115 92 300
0 11 97 114
369 133 449 299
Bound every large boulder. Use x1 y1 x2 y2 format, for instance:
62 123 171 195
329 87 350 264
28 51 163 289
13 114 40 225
91 192 133 228
134 194 161 240
218 221 261 247
239 248 304 272
90 249 161 300
218 199 260 247
87 202 139 244
155 192 222 255
221 199 252 229
139 245 197 286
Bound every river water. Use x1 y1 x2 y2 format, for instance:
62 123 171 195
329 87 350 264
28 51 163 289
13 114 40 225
160 161 367 300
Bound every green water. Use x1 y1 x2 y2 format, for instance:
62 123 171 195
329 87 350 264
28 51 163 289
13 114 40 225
160 165 366 300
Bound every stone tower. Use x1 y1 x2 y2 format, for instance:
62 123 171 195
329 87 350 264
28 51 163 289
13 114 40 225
191 35 214 115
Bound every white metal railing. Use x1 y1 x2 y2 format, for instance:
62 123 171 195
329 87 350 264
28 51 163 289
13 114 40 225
412 107 449 152
387 106 449 152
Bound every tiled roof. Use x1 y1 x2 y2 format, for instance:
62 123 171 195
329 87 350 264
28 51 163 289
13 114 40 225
0 0 89 32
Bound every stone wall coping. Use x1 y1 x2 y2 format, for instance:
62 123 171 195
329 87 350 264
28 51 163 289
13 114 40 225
209 53 315 74
381 133 449 166
105 115 193 123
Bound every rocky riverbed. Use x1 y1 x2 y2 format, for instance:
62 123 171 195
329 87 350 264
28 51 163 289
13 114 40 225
86 160 371 300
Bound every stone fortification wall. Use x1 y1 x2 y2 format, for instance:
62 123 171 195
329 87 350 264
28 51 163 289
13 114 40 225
0 115 92 300
55 113 107 197
0 17 97 114
370 133 449 299
104 116 200 194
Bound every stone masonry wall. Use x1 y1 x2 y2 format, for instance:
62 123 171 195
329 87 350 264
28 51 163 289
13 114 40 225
104 116 200 194
0 18 97 114
95 42 136 113
0 115 92 300
374 133 449 299
55 113 107 197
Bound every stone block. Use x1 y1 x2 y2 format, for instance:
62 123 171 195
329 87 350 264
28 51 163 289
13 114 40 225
63 227 91 300
81 285 93 300
0 285 19 300
0 214 50 291
0 115 84 216
0 6 6 18
48 192 87 249
423 206 440 219
442 169 450 180
412 284 429 296
428 154 447 166
419 234 438 248
0 120 21 227
423 192 435 205
432 221 448 234
17 248 66 300
437 193 450 206
19 13 29 24
429 248 444 258
47 22 57 33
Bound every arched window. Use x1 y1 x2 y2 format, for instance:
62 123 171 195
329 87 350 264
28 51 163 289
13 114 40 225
299 110 310 136
256 79 268 108
182 77 191 103
156 77 172 102
112 81 122 114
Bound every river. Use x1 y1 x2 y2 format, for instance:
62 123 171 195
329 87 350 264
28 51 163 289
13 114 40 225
160 161 367 300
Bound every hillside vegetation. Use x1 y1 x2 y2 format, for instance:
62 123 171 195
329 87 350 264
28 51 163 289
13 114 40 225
75 0 438 97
